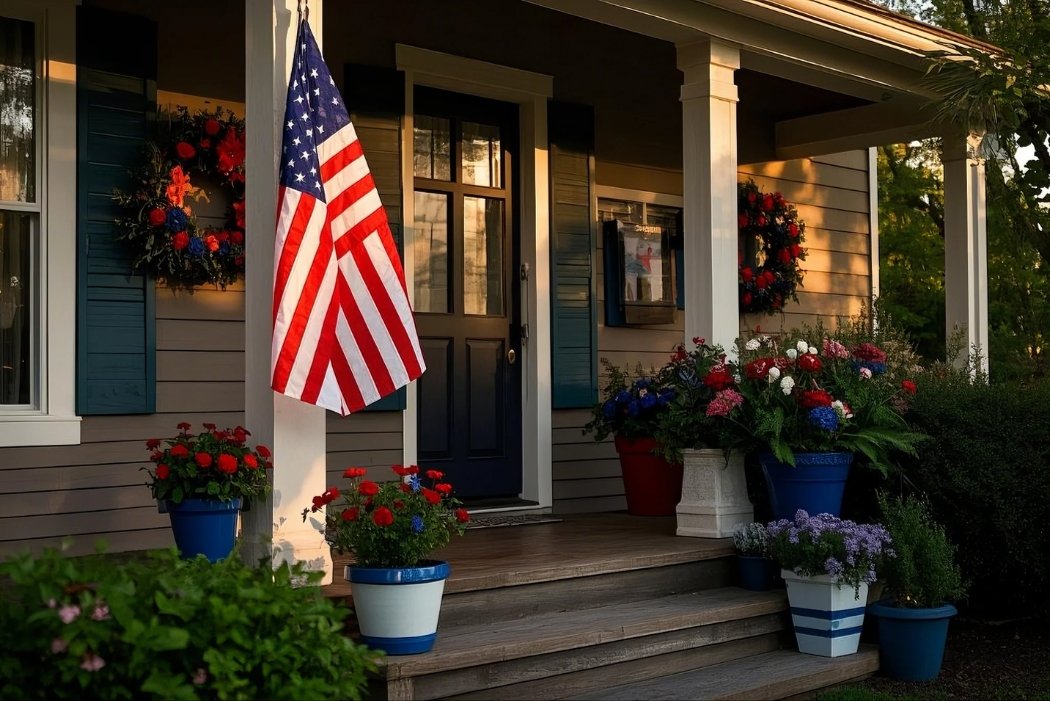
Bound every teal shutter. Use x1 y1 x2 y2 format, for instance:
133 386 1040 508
345 64 407 411
549 102 597 408
75 7 156 414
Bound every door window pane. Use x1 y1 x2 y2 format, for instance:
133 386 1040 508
413 191 450 313
463 196 503 316
0 210 31 405
413 115 451 181
598 198 641 225
461 122 501 188
0 17 35 203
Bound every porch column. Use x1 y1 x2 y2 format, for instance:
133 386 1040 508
242 0 332 582
677 41 740 352
941 132 989 375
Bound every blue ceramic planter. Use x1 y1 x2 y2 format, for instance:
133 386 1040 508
736 554 778 591
166 497 241 562
759 452 853 520
869 600 957 680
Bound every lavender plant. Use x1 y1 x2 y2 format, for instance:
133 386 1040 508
767 510 894 596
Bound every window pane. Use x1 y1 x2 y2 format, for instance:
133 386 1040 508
413 115 451 181
598 198 641 225
0 17 35 203
413 191 449 313
463 196 503 316
646 204 680 233
461 122 500 187
0 210 31 405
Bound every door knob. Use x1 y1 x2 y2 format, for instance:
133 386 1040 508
507 349 517 365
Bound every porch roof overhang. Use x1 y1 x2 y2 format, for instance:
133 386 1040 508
526 0 1001 157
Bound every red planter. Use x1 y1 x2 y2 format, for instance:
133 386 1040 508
613 436 684 516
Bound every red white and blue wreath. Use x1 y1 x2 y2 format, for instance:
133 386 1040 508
113 107 247 288
737 179 806 314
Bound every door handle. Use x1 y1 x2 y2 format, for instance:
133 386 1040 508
507 349 517 365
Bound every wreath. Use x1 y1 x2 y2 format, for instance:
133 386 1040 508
737 179 806 315
113 107 247 288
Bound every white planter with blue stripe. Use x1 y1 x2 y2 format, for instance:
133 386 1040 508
346 560 450 655
782 569 868 657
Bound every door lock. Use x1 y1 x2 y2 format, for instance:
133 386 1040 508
507 349 517 365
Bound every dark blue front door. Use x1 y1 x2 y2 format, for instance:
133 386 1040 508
412 88 522 500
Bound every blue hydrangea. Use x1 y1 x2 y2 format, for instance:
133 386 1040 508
411 515 424 534
808 406 839 431
220 242 231 256
626 400 640 418
165 208 188 233
640 392 657 410
602 400 617 419
615 390 632 405
187 236 205 257
634 377 651 390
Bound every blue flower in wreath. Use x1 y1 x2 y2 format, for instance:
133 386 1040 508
165 207 188 233
187 236 205 257
602 400 617 419
808 406 839 431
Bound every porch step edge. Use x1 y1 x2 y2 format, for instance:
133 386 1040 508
565 646 880 700
380 587 787 679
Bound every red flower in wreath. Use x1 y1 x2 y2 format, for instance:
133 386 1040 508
737 179 806 315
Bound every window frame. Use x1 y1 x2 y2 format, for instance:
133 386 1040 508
0 0 80 447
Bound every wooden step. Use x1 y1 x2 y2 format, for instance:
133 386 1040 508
372 588 788 700
565 646 880 700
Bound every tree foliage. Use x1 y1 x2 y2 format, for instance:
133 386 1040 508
873 0 1050 380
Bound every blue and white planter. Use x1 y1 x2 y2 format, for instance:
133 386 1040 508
346 560 451 655
782 569 868 657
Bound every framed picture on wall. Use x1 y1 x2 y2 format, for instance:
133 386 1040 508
603 220 675 325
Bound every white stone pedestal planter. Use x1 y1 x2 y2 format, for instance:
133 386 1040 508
675 449 753 538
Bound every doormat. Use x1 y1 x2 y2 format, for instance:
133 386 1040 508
465 514 563 530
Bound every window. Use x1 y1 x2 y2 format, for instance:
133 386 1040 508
0 1 80 447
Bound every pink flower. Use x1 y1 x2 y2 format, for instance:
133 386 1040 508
91 604 110 621
706 389 744 417
50 638 68 654
859 367 873 380
822 338 850 359
58 605 80 624
80 653 106 672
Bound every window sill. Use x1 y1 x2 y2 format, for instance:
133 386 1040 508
0 415 81 447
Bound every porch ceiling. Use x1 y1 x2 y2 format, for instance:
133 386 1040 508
527 0 982 155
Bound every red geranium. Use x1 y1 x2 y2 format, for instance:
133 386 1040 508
901 379 917 395
704 368 735 391
155 464 170 480
195 452 213 468
358 481 379 497
372 506 394 527
798 354 823 373
175 141 196 160
798 389 835 409
216 454 238 474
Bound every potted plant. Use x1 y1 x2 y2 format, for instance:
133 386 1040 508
721 319 926 519
583 357 681 516
869 493 967 681
303 465 470 655
655 337 754 536
767 510 892 657
731 522 777 591
142 422 273 562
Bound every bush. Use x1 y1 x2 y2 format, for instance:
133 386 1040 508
903 371 1050 616
0 547 375 700
876 493 966 608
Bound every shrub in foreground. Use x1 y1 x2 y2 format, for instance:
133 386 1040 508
0 547 375 700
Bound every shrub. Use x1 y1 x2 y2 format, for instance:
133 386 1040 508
903 371 1050 616
0 547 375 700
876 493 966 608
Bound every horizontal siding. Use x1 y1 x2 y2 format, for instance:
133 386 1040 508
556 152 872 514
1 275 404 557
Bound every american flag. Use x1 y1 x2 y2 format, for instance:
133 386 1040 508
271 19 424 415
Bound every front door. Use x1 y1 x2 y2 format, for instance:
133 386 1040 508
411 87 522 501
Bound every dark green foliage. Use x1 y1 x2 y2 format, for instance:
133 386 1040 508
901 371 1050 615
0 547 375 700
876 493 966 608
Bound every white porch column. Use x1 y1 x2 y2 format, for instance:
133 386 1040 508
677 41 740 351
242 0 332 582
941 133 989 375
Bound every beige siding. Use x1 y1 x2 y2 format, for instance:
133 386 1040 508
554 152 873 514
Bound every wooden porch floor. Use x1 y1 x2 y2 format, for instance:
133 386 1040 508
323 512 734 599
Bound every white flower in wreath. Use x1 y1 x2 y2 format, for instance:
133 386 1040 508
780 376 795 394
796 340 810 354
